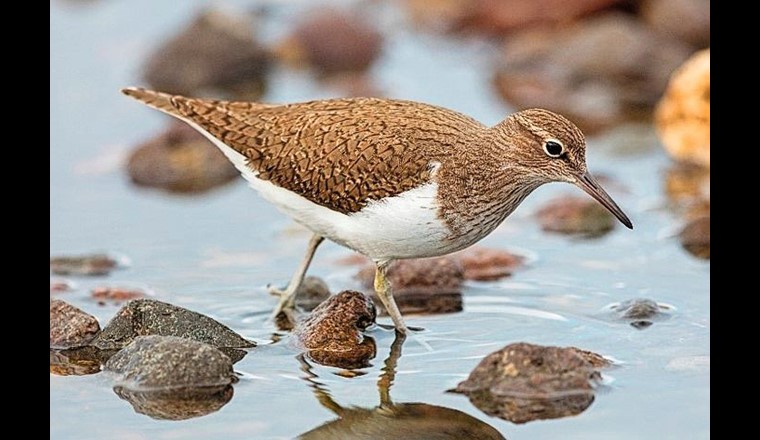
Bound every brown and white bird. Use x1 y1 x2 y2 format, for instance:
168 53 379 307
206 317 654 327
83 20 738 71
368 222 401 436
122 88 632 333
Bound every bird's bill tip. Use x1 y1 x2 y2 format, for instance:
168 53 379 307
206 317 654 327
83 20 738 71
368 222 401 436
576 172 633 230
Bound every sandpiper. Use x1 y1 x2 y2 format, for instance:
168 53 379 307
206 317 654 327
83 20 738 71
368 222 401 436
122 88 632 333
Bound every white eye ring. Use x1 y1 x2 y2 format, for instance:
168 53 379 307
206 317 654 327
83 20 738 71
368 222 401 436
543 139 564 158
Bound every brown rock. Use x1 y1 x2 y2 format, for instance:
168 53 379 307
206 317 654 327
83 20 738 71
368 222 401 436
535 196 615 237
357 258 463 315
142 8 269 99
50 299 100 347
655 49 710 167
452 342 605 423
91 298 255 350
404 0 622 35
50 253 119 276
494 13 692 133
453 247 525 281
640 0 710 48
50 279 74 293
50 299 101 348
294 291 377 369
275 8 382 74
126 121 239 193
679 216 710 260
91 286 145 305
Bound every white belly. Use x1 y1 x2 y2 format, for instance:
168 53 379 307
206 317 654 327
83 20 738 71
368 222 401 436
185 119 455 261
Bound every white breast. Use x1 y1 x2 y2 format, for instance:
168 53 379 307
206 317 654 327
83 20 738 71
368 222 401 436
183 119 455 261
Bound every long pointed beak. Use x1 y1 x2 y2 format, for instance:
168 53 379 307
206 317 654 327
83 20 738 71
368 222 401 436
576 172 633 229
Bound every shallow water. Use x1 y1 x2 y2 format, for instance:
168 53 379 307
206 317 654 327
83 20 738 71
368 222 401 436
51 1 709 439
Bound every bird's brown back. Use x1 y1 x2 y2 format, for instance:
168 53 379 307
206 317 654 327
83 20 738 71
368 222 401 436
125 88 485 214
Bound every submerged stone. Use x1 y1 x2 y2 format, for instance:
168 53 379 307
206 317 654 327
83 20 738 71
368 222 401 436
679 216 710 260
605 298 674 329
91 298 255 350
453 342 606 424
454 247 525 281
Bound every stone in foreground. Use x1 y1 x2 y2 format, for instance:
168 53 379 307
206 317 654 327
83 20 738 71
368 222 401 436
295 291 377 369
91 298 255 350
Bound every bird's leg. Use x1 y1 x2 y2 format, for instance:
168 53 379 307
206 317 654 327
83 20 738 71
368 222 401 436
269 234 324 320
373 260 408 334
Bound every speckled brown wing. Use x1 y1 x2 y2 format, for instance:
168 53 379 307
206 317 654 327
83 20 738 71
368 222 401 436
166 95 441 214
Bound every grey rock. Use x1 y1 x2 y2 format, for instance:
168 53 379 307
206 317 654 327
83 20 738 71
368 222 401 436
91 298 255 350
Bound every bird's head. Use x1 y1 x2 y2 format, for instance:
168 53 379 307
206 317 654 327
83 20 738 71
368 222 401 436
498 108 633 229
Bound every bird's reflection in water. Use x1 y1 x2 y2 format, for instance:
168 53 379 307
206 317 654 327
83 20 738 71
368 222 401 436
297 334 506 440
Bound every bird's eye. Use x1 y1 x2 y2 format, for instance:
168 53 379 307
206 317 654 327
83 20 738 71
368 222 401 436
543 139 564 158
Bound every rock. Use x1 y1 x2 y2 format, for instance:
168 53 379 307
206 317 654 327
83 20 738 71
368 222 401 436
295 291 377 369
50 347 103 376
142 8 269 99
295 276 331 312
105 335 236 420
50 253 118 276
105 335 236 388
91 298 255 350
91 286 145 305
404 0 621 35
126 121 240 193
357 258 463 315
605 298 674 329
113 384 234 421
640 0 710 48
275 8 382 75
535 196 615 237
679 216 710 260
452 342 605 423
655 49 710 167
453 247 525 281
493 13 692 133
50 299 101 348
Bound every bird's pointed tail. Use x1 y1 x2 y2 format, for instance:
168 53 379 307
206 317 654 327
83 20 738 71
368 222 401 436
121 87 185 118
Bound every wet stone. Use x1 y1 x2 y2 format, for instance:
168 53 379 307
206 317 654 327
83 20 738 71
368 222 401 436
126 121 239 194
50 253 118 276
453 342 605 424
357 257 464 315
294 291 377 369
91 286 145 305
50 299 101 348
142 8 269 99
295 276 331 312
91 298 255 350
454 247 525 281
105 336 235 401
50 279 75 293
535 196 615 237
606 298 673 329
275 8 382 75
679 216 710 260
664 163 710 208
